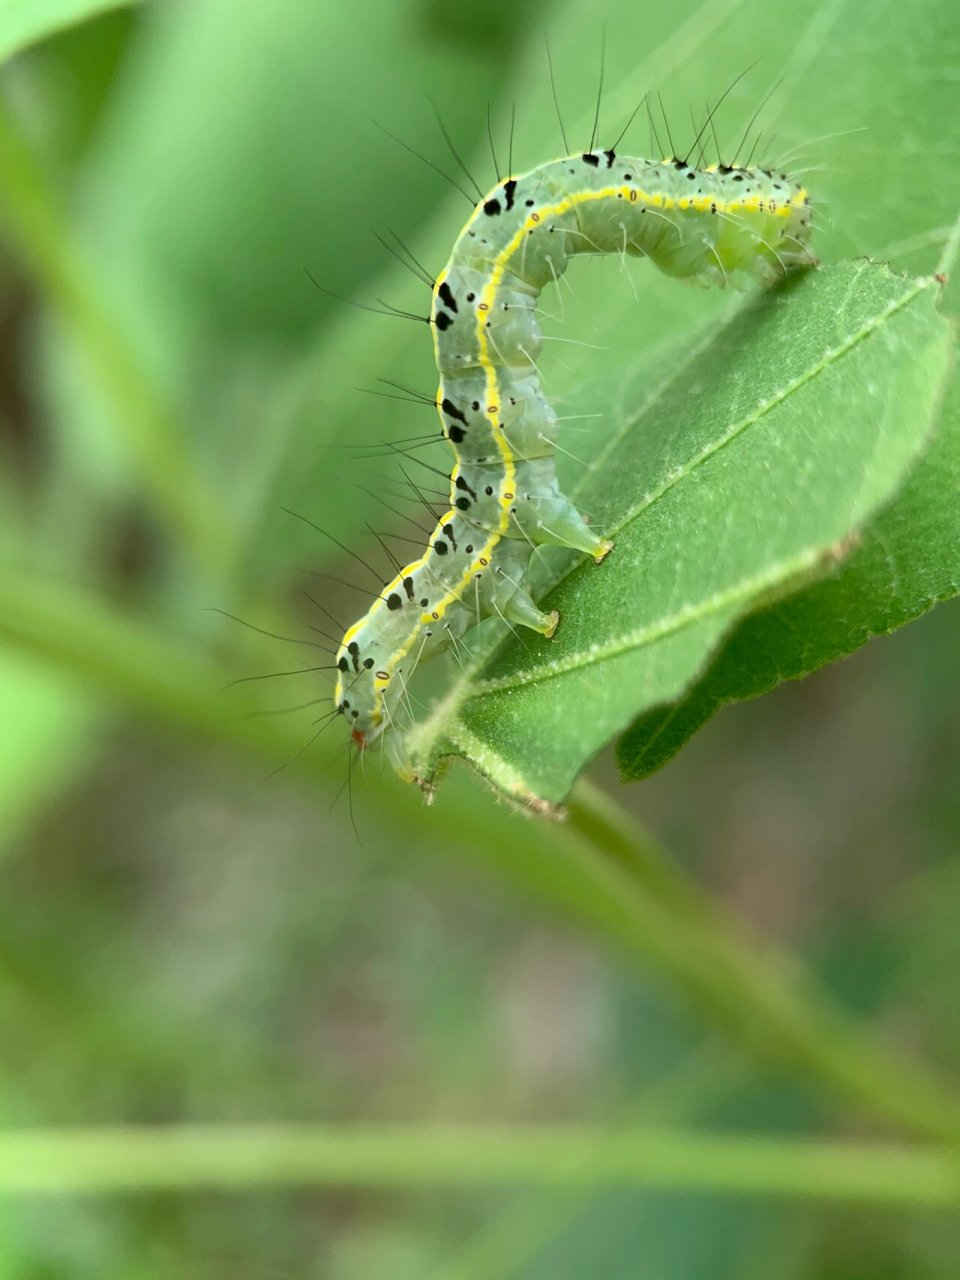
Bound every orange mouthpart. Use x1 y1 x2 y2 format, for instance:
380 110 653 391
351 728 366 749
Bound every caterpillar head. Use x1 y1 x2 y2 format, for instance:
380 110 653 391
333 662 385 752
334 676 410 776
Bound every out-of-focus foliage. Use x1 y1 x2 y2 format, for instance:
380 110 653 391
0 0 958 1276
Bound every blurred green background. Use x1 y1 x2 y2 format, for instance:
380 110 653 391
1 0 959 1275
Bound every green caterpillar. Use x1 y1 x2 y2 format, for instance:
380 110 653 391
334 145 814 778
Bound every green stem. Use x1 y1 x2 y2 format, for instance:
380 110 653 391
0 92 231 579
566 780 960 1143
1 1123 960 1205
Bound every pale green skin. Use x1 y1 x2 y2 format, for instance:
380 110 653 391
334 151 815 774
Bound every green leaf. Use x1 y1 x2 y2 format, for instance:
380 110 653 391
0 0 136 64
408 264 953 806
618 361 960 781
611 0 960 782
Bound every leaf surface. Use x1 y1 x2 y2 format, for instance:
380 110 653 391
618 359 960 781
0 0 134 63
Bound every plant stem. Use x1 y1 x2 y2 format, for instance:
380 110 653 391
566 779 960 1143
1 1123 960 1205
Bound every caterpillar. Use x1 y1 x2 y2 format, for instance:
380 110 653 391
333 140 815 781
